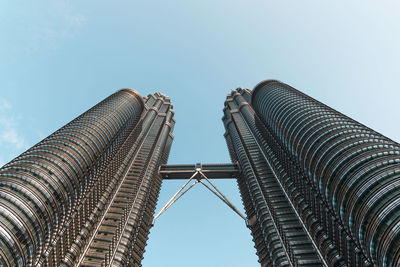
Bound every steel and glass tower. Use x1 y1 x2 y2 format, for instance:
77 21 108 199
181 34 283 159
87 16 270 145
223 80 400 266
0 89 174 267
2 80 400 267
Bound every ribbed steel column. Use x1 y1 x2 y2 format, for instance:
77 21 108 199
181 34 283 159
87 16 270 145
223 88 326 266
0 89 143 266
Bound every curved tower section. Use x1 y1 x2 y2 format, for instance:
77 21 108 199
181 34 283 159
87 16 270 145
0 89 175 267
224 81 400 266
250 80 400 266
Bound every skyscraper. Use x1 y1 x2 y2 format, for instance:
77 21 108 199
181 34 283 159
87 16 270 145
0 89 175 267
1 80 400 267
223 80 400 266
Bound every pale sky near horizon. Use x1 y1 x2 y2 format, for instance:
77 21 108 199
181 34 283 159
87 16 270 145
1 1 400 266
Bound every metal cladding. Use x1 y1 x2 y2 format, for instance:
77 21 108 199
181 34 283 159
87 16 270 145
223 88 326 266
224 81 400 266
2 80 399 267
251 80 400 266
0 90 175 267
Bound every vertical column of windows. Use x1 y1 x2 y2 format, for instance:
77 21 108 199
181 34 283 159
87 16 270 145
230 90 332 266
225 94 302 266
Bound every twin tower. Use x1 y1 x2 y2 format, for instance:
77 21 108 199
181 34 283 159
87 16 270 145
0 80 399 267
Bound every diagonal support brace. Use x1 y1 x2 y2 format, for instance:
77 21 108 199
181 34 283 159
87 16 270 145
152 170 247 226
198 171 246 221
152 171 199 225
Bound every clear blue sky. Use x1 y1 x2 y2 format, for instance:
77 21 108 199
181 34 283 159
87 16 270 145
1 1 400 266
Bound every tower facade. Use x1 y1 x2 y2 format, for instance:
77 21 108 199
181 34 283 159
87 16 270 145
223 80 400 266
0 90 174 267
2 81 400 267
